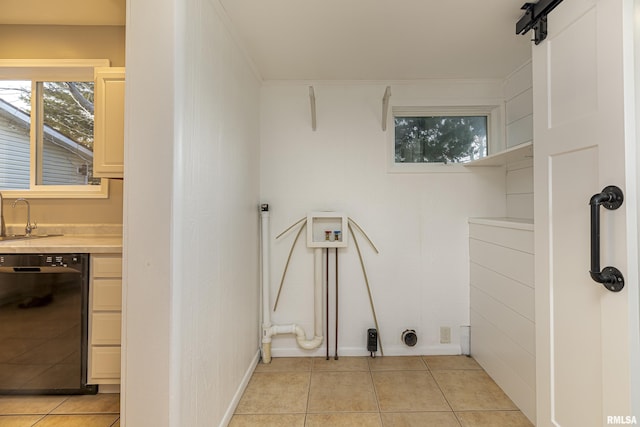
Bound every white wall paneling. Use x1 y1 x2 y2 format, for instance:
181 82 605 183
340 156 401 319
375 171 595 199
504 61 534 219
260 81 507 358
124 0 261 425
469 218 535 423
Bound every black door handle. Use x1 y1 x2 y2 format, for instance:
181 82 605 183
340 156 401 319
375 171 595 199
589 186 625 292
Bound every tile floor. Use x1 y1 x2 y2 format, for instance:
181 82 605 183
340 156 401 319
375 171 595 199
231 355 534 427
0 356 533 426
0 393 119 426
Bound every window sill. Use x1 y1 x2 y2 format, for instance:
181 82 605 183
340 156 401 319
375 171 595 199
388 162 474 174
0 180 110 199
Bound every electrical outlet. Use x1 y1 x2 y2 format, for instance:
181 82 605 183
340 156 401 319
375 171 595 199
440 326 451 344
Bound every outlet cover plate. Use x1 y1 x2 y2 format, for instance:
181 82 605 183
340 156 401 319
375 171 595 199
440 326 451 344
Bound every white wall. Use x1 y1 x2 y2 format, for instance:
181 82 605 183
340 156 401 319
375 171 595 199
123 0 261 426
172 1 261 425
260 81 507 357
504 61 534 220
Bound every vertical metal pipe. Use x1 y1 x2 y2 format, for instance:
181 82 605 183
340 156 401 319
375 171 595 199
326 248 329 360
335 248 339 360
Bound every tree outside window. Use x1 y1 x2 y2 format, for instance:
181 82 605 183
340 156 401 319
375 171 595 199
0 80 99 189
395 115 488 164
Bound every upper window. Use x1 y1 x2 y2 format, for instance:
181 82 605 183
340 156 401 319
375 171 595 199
0 60 109 198
395 115 487 164
389 105 502 172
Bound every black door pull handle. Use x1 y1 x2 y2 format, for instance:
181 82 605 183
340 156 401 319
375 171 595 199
589 185 624 292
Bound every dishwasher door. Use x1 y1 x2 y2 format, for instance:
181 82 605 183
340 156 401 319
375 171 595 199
0 254 97 394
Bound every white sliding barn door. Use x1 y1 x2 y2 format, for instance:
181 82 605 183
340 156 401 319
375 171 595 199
533 0 638 426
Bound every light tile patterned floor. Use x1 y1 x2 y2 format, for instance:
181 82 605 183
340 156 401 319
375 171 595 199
231 355 534 427
0 393 119 426
0 356 533 426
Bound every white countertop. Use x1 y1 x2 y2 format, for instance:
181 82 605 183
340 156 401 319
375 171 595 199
0 234 122 254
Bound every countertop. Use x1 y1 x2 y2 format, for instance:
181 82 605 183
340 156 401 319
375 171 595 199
0 234 122 254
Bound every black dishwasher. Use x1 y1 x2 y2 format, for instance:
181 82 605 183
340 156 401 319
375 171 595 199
0 254 97 394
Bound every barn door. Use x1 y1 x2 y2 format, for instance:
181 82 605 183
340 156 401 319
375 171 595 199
533 0 637 425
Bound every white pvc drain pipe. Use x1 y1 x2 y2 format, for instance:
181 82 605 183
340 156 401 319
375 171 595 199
260 205 323 363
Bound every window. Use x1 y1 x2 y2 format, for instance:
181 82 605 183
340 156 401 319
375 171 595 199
0 60 109 198
389 105 502 172
395 115 487 163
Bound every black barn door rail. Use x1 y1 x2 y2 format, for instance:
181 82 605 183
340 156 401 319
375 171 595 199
516 0 564 45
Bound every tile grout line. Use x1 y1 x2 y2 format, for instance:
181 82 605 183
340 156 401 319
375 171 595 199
422 357 458 416
48 395 71 415
304 366 312 425
29 414 46 427
366 356 384 426
424 361 465 427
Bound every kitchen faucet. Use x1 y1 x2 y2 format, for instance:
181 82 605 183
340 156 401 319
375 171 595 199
0 192 4 237
11 198 37 237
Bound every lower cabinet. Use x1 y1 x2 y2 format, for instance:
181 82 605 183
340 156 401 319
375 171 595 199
88 254 122 385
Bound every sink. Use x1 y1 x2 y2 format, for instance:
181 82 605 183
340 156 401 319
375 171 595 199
0 234 63 242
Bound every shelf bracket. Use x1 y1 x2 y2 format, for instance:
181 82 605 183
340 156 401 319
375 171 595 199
381 86 391 131
516 0 563 45
309 86 317 131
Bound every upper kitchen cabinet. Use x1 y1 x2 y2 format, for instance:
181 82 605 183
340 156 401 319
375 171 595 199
94 67 125 178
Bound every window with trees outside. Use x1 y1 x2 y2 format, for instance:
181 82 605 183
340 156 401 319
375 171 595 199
391 106 497 170
0 60 109 197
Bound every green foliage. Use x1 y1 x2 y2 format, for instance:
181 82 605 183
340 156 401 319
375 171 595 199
395 116 487 163
20 82 95 151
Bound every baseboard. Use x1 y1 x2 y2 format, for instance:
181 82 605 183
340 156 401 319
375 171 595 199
97 384 120 394
219 349 260 427
270 344 462 358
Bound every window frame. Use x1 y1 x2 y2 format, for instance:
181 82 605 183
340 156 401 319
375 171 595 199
387 103 504 173
0 59 110 198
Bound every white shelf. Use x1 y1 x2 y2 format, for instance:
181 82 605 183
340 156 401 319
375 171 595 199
465 141 533 167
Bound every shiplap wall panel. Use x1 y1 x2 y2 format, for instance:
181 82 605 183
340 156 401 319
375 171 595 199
470 262 534 321
506 88 533 123
471 286 534 355
506 160 534 194
469 223 533 253
471 310 536 420
471 310 536 389
504 62 534 219
504 62 533 100
507 194 535 219
469 218 535 423
506 115 533 148
469 238 534 287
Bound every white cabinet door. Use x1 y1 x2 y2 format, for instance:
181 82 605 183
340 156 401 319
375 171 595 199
94 67 125 178
533 0 638 425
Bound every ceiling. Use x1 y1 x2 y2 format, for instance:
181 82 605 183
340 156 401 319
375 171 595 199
1 0 532 81
219 0 533 81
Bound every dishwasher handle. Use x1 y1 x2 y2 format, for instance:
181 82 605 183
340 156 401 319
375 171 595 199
13 267 41 272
